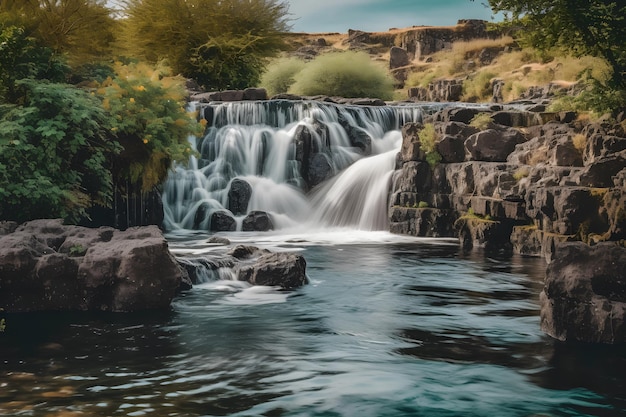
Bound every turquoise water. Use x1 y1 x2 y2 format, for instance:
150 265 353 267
1 238 625 416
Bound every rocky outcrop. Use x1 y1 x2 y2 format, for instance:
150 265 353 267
0 219 184 313
408 79 463 102
390 109 626 260
540 242 626 344
228 179 252 215
242 211 274 232
179 244 308 289
191 88 268 102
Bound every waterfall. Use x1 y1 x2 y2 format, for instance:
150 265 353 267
162 100 439 233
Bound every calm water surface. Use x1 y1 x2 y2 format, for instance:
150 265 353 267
1 236 625 417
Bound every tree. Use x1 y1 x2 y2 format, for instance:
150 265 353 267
120 0 290 90
486 0 626 90
0 0 118 66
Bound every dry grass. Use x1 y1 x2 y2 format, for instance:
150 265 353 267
451 36 514 57
572 134 587 153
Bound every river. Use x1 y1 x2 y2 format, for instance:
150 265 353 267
1 231 625 416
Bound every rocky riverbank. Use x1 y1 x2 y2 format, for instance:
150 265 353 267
0 219 307 313
388 105 626 343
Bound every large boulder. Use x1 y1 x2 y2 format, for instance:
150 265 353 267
390 46 410 69
0 219 183 312
400 122 426 162
238 252 308 289
210 211 237 232
541 242 626 344
465 129 526 162
242 211 274 232
227 179 252 215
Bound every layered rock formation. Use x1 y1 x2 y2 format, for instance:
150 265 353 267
389 108 626 262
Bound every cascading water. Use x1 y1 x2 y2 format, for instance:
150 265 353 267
162 100 439 233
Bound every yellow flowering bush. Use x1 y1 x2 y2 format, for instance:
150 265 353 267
95 62 202 190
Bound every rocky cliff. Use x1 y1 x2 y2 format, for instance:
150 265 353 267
389 107 626 260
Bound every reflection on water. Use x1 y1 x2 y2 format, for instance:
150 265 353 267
1 239 625 417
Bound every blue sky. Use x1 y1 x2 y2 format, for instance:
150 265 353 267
286 0 499 33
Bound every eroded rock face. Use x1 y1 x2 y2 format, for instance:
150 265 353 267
0 219 183 312
541 242 626 344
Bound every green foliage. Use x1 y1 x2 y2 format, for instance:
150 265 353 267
462 71 497 102
418 123 442 168
288 51 395 100
260 57 306 96
548 78 626 115
69 244 87 257
0 25 68 102
0 0 117 66
121 0 290 90
418 201 429 209
94 62 203 191
488 0 626 90
0 79 119 223
469 112 495 130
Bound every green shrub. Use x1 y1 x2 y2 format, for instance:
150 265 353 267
418 201 429 208
260 57 306 96
288 51 395 100
469 112 494 130
462 71 496 102
94 62 203 191
0 79 119 223
418 123 442 168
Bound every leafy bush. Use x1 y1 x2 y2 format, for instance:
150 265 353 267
260 57 306 96
288 51 395 100
0 80 119 223
418 123 442 168
94 62 203 191
462 71 496 102
470 113 495 130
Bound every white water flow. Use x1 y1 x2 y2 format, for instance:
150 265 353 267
163 100 437 233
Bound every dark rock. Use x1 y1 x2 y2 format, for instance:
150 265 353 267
208 90 245 102
541 242 626 343
455 217 513 252
238 252 308 289
440 121 479 139
243 88 268 101
228 245 267 260
551 138 583 167
390 46 410 69
242 211 274 232
400 123 426 162
465 129 526 162
389 207 455 237
435 107 483 124
308 153 333 186
578 153 626 188
210 211 237 232
227 179 252 216
491 111 542 127
410 79 464 102
583 135 626 165
350 98 386 106
436 134 466 163
271 93 304 101
0 221 183 312
556 111 577 123
207 236 231 245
